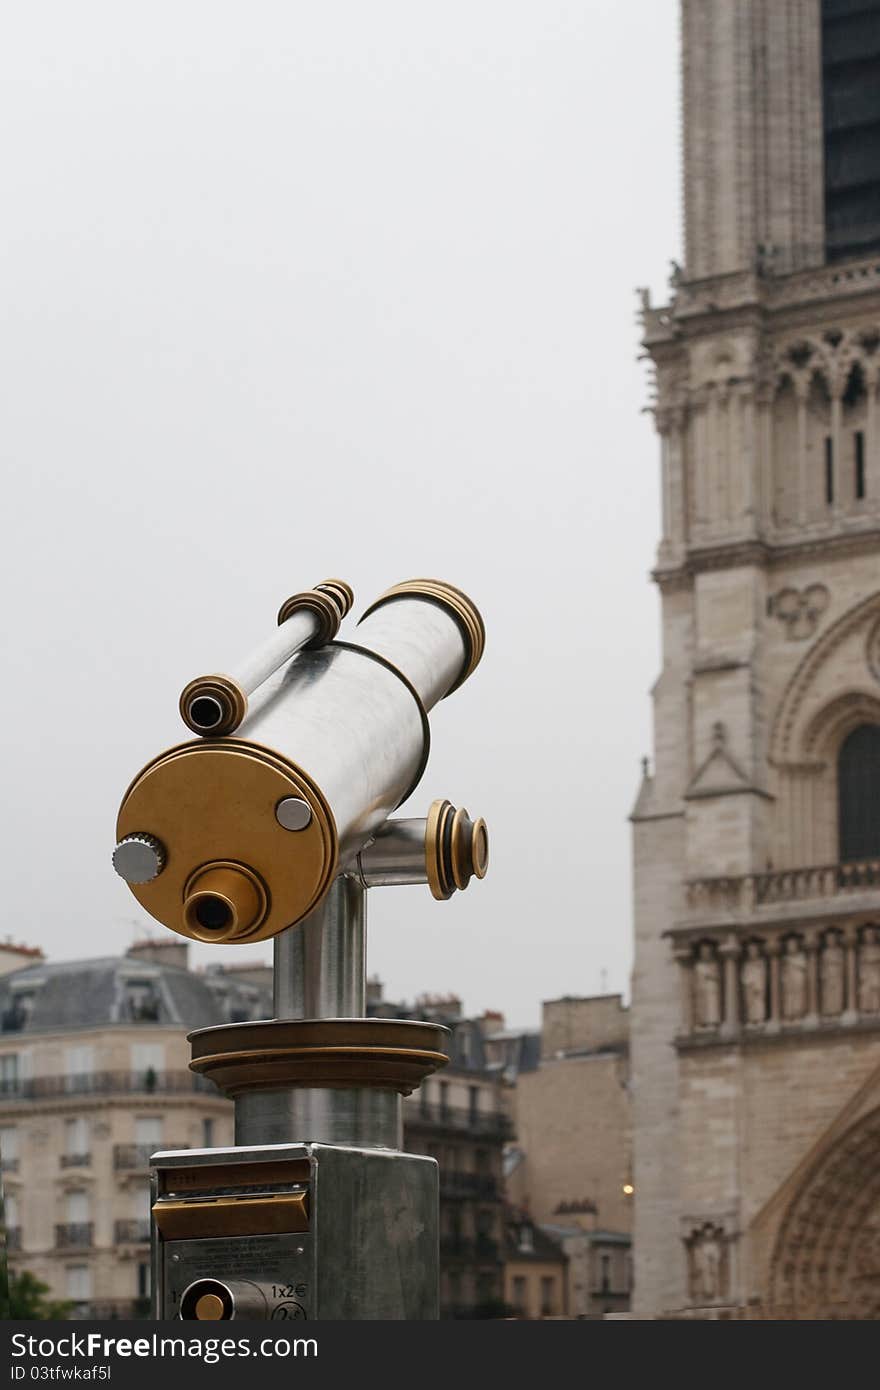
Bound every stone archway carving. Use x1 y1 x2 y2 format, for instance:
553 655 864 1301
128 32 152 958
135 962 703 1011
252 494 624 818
802 691 880 759
770 590 880 767
767 1104 880 1319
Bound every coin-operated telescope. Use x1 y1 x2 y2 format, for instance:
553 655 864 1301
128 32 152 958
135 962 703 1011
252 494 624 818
112 577 488 1321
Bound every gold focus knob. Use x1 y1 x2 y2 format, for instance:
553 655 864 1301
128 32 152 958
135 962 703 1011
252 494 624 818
425 800 489 900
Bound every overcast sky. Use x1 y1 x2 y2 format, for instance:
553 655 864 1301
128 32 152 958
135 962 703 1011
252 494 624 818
1 1 680 1029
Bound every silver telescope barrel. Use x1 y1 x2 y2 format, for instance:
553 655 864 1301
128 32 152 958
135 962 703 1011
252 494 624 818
114 578 485 945
179 579 354 736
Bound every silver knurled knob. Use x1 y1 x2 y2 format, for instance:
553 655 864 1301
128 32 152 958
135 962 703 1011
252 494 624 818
112 833 166 884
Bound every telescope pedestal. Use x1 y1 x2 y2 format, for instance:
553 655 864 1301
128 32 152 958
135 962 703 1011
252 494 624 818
151 1141 439 1321
151 888 449 1321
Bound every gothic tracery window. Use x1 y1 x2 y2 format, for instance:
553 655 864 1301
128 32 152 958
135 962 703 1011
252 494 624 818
838 724 880 862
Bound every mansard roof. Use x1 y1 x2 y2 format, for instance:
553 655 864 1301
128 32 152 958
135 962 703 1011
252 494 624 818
0 955 272 1035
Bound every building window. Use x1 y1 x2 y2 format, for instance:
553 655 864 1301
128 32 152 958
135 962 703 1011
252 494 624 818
0 1056 20 1097
540 1276 555 1316
839 725 880 862
124 979 160 1022
137 1263 150 1300
517 1224 534 1254
439 1081 449 1118
468 1085 480 1124
822 0 880 262
3 986 38 1032
5 1190 19 1229
66 1191 90 1225
132 1044 164 1090
855 431 866 500
512 1275 527 1315
64 1046 94 1093
66 1265 92 1303
600 1253 611 1293
0 1124 19 1168
135 1117 163 1148
65 1116 89 1160
825 437 834 504
202 1117 214 1148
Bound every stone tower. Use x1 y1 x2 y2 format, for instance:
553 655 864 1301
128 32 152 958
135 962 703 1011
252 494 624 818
632 0 880 1318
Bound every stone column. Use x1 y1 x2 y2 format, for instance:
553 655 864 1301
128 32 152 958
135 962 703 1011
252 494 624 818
720 936 741 1040
766 938 782 1033
796 385 808 524
674 944 694 1037
804 929 820 1028
831 383 843 520
843 925 859 1025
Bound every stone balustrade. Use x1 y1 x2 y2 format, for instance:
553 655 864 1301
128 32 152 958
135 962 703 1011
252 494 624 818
685 859 880 916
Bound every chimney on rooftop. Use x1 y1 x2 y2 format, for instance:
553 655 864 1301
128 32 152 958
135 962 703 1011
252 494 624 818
127 938 190 971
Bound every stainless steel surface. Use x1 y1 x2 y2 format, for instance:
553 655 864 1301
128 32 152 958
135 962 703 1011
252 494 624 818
356 597 467 710
234 1087 402 1149
161 1233 312 1321
275 796 313 831
112 833 165 884
356 818 427 887
235 589 471 861
152 1142 438 1320
273 875 365 1019
231 607 320 697
238 642 426 862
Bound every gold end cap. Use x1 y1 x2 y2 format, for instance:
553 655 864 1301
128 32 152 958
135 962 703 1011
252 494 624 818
116 742 338 945
426 799 489 900
277 578 354 644
179 675 248 738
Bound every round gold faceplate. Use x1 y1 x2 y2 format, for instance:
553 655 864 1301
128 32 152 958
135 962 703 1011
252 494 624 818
116 740 338 944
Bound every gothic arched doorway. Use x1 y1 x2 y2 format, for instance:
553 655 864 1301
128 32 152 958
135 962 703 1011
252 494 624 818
768 1105 880 1318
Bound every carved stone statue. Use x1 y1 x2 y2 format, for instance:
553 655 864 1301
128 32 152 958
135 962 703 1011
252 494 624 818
694 943 722 1028
692 1224 724 1302
741 942 767 1024
781 936 808 1020
820 932 845 1016
858 927 880 1014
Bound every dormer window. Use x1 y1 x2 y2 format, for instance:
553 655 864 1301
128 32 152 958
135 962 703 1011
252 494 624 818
124 979 161 1022
3 979 43 1033
518 1225 535 1254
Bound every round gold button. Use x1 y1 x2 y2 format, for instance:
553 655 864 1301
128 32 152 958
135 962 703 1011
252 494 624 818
194 1292 226 1320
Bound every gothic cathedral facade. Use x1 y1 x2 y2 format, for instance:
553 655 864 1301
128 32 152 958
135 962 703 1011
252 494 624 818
631 0 880 1317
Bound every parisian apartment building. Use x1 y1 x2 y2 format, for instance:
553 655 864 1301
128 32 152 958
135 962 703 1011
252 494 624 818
0 940 515 1319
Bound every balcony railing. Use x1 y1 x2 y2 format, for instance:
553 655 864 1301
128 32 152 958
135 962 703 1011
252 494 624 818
440 1171 499 1200
114 1219 151 1245
60 1153 92 1169
0 1071 218 1102
686 858 880 915
409 1102 512 1138
5 1226 22 1252
55 1222 93 1249
114 1143 187 1171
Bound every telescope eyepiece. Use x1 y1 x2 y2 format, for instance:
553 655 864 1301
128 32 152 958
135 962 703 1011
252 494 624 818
188 696 225 731
193 896 233 932
182 863 267 942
